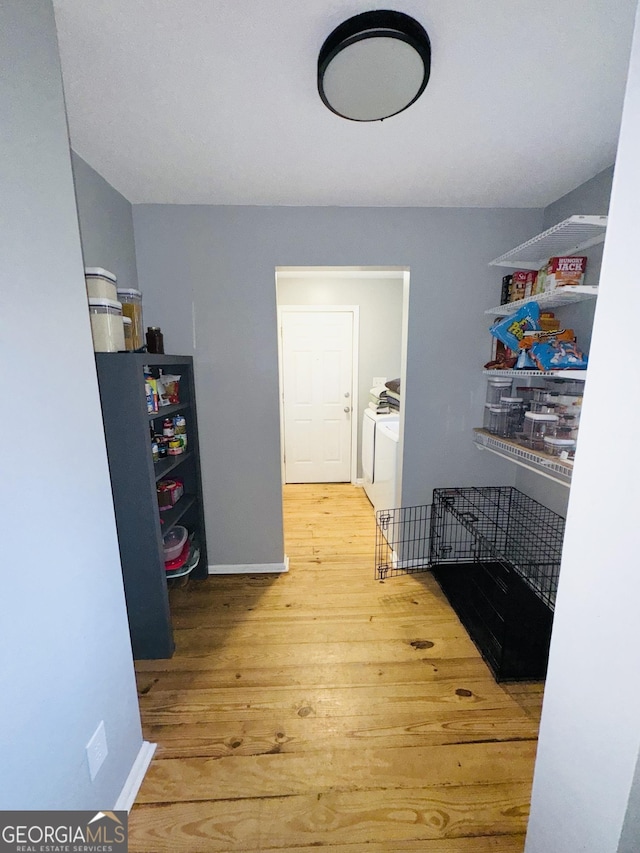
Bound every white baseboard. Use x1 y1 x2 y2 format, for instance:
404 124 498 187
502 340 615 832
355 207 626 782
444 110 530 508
355 478 364 486
209 555 289 575
114 741 156 813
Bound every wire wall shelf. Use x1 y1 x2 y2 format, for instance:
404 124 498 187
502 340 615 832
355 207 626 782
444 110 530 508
483 368 587 381
473 429 573 486
488 215 607 270
485 285 598 316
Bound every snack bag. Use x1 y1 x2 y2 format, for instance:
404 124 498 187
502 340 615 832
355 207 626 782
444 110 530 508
515 346 537 369
158 374 181 406
490 302 541 352
530 339 588 371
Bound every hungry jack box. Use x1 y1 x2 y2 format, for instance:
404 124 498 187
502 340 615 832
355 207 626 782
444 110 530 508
543 256 587 291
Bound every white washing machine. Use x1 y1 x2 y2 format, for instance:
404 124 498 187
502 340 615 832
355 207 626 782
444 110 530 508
375 420 400 513
362 408 399 512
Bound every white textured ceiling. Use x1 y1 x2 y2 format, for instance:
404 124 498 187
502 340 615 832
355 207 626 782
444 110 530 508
52 0 637 207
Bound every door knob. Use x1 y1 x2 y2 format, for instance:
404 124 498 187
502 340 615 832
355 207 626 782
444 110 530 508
344 392 350 398
344 406 351 413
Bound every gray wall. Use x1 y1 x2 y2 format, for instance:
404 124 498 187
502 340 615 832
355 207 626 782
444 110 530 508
71 150 139 292
277 274 404 480
133 204 542 567
526 6 640 848
0 0 142 808
515 165 614 516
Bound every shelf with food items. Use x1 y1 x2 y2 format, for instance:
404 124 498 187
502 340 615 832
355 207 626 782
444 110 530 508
156 470 195 527
485 301 589 375
488 215 607 270
477 370 582 488
485 285 598 317
474 217 602 487
95 352 207 659
150 409 189 474
473 429 573 486
489 216 604 313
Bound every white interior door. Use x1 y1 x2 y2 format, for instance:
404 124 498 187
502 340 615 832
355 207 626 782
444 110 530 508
281 310 354 483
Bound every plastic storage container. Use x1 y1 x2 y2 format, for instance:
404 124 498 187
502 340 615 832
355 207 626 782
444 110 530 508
520 412 559 450
123 316 134 351
530 400 557 414
486 377 513 404
499 396 524 437
88 298 125 352
543 437 576 457
85 267 117 300
163 525 188 561
117 288 143 350
484 403 506 434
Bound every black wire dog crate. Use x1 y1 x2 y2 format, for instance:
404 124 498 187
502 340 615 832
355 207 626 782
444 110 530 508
375 487 565 681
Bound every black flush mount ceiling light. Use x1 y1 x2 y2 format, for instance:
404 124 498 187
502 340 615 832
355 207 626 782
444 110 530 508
318 10 431 122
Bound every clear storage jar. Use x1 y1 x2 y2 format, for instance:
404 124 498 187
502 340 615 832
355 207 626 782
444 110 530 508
515 385 546 407
556 414 579 440
88 298 125 352
85 267 117 300
543 436 576 457
530 400 557 414
499 396 524 437
123 316 134 351
485 377 513 404
520 412 559 450
117 288 143 350
484 403 498 433
483 403 509 435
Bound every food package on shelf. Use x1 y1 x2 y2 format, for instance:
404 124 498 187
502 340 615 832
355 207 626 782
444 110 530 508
157 373 181 406
542 256 587 292
510 270 537 301
530 339 588 371
490 301 541 352
157 478 184 511
539 311 561 331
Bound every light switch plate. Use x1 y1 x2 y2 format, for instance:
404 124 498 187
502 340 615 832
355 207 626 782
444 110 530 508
86 721 108 781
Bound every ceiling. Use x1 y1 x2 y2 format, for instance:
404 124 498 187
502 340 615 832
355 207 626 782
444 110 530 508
52 0 638 207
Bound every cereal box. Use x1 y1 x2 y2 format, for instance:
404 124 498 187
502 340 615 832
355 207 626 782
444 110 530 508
543 256 587 291
509 270 537 301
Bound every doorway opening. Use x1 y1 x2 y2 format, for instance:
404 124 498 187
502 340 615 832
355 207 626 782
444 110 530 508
275 267 410 507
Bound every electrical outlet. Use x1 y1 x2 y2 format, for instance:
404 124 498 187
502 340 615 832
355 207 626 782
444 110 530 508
373 376 386 386
86 721 108 781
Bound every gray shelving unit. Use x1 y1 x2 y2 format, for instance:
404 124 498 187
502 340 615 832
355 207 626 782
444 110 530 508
95 353 208 659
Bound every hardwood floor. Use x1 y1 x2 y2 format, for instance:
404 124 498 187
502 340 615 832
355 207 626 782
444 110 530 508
129 484 543 852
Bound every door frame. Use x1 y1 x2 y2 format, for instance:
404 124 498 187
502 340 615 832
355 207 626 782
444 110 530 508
277 305 360 485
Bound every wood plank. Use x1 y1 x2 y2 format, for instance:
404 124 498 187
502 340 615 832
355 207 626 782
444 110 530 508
260 840 526 853
135 656 493 692
136 638 482 674
128 783 531 851
170 618 474 645
137 740 537 803
142 706 538 760
137 678 525 726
